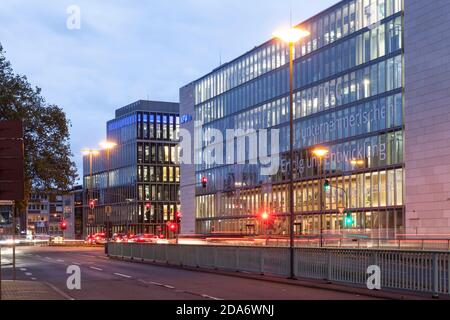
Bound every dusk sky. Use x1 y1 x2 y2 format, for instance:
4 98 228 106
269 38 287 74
0 0 337 183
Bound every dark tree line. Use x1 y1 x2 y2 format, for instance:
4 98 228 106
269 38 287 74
0 44 77 203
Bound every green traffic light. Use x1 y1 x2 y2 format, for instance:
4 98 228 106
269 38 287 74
324 180 331 192
344 211 354 228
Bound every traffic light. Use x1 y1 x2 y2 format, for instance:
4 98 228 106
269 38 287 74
89 199 95 210
145 203 151 211
201 176 208 189
175 212 182 223
344 211 354 228
168 222 177 232
60 221 68 231
324 180 331 192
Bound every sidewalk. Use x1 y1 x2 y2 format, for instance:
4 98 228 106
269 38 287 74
1 281 67 300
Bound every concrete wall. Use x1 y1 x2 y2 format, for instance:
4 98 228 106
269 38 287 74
404 0 450 235
179 84 197 234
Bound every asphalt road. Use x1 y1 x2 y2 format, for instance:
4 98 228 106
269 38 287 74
0 246 378 300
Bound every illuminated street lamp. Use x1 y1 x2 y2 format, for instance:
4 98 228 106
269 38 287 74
312 146 330 248
274 26 310 280
351 159 365 167
99 141 117 240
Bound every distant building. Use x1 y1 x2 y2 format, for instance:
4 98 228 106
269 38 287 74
83 100 180 237
27 192 64 236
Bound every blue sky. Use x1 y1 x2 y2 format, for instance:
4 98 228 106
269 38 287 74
0 0 337 182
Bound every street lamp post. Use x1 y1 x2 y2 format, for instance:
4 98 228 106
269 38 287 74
100 141 117 242
82 149 99 237
312 147 330 248
274 27 310 279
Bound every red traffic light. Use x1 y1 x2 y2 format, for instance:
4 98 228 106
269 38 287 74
89 199 96 210
201 176 208 188
145 203 151 210
261 212 270 221
176 212 182 219
60 221 68 231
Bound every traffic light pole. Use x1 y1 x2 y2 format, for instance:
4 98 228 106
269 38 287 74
319 158 324 248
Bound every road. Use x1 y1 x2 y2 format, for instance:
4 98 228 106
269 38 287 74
0 246 378 300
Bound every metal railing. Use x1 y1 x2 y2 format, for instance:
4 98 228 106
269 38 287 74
197 237 450 251
107 242 450 297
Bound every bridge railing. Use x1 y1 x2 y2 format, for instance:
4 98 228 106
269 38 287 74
106 242 450 297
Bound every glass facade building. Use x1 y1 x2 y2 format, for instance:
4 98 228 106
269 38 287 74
181 0 405 238
83 100 180 236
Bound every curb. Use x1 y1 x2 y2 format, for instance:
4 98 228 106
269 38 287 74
108 255 439 301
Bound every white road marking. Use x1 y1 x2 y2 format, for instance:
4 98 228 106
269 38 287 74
72 262 81 265
90 267 103 271
31 278 37 281
150 282 164 286
44 282 75 301
57 259 65 263
114 273 132 279
163 285 175 289
25 272 32 276
45 257 52 260
201 294 223 301
20 268 27 271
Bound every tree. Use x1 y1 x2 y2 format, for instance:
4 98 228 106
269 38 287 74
0 44 77 198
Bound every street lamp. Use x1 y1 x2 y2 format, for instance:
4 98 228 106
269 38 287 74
82 149 100 236
274 26 310 280
350 159 365 167
99 141 117 241
312 146 330 248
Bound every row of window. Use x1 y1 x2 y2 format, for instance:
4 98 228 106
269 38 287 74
194 0 403 104
196 17 402 125
140 203 180 224
137 165 180 183
196 168 403 219
137 143 179 164
195 209 403 236
296 92 403 149
197 129 403 191
138 184 180 202
199 53 403 149
137 113 180 141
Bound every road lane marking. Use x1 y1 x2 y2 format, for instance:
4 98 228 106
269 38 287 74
57 259 65 263
44 282 75 301
163 285 175 289
72 262 81 265
31 278 37 281
114 273 132 279
45 257 52 260
90 267 103 271
201 294 223 301
25 273 32 276
20 268 27 271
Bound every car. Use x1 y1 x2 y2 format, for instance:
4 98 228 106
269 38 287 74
112 233 128 243
94 233 106 244
133 234 159 243
85 233 106 245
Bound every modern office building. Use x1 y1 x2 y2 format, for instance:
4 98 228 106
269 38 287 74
180 0 450 238
83 100 180 237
